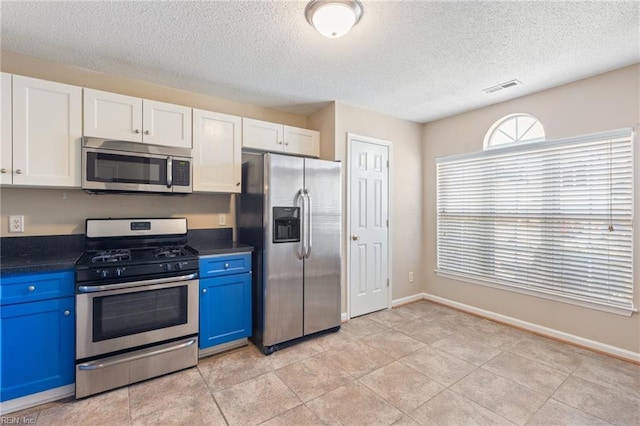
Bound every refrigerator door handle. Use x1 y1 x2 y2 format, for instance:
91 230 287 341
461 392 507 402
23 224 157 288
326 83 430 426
296 189 306 259
304 189 312 258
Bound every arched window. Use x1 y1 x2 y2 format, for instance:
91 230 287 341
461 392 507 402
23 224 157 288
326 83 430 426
484 113 545 149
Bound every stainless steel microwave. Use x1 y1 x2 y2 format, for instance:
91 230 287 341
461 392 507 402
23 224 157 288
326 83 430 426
82 137 192 194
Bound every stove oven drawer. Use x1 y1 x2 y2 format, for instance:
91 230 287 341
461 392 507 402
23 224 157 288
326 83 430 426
1 271 74 306
199 253 251 278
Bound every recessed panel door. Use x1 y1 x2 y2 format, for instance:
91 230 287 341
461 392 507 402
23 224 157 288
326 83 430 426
349 139 389 317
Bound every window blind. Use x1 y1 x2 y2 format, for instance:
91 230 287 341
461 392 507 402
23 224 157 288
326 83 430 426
436 129 634 312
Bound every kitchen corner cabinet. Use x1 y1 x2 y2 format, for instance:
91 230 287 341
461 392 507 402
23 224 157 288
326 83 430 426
242 118 319 158
2 74 82 187
199 253 252 349
192 109 242 193
83 88 192 149
0 270 75 402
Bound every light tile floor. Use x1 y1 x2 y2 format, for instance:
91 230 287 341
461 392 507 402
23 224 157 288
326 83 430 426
3 301 639 425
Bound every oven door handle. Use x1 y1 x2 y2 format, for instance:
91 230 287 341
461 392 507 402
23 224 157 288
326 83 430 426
77 273 198 293
77 338 196 370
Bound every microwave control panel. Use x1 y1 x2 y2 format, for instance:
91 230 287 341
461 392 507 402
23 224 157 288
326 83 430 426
173 160 191 187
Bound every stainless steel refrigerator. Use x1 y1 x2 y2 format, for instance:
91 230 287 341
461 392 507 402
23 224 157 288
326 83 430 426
238 153 342 354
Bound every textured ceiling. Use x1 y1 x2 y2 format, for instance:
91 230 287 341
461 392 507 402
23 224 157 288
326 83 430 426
1 1 638 123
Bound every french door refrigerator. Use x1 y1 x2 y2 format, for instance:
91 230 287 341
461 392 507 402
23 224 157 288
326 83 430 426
238 153 342 354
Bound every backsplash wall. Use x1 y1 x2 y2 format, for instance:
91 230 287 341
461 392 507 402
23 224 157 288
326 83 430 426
0 187 234 237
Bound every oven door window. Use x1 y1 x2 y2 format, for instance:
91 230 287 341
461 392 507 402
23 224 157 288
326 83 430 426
93 286 187 341
86 152 167 185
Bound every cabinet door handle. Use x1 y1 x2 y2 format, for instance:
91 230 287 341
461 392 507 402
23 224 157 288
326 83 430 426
134 129 140 134
277 141 283 145
64 310 71 316
285 142 289 146
236 182 240 186
224 263 229 269
202 288 207 294
0 168 7 173
15 169 22 175
144 130 150 135
27 285 35 292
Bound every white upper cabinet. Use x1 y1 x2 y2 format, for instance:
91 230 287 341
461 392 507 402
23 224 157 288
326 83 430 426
1 73 12 185
142 100 192 149
11 75 82 187
242 118 319 157
193 109 242 193
83 89 143 142
83 88 192 149
283 125 320 158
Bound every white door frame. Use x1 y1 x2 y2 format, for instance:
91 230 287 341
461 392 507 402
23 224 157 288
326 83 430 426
346 133 393 320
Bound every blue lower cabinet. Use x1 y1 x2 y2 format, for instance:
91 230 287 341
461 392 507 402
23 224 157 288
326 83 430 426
1 297 75 401
199 273 252 349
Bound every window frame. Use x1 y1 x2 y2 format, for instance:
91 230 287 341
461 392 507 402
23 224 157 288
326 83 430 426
484 113 546 150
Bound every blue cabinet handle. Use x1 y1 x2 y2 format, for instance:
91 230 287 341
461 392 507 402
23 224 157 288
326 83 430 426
27 285 35 292
64 310 70 316
224 263 229 269
202 288 207 294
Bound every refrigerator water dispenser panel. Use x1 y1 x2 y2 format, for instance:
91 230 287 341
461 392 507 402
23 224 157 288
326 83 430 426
273 207 300 243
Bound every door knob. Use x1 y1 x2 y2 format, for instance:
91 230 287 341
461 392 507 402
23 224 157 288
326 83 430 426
351 235 360 241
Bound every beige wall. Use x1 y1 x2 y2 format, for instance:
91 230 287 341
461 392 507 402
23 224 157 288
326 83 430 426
334 102 423 314
307 102 336 161
422 64 640 354
0 51 309 237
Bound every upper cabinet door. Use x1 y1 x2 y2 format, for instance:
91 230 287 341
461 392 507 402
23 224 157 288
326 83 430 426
12 76 82 187
284 126 319 158
193 109 241 193
242 118 284 152
83 88 143 142
142 100 192 149
1 73 12 185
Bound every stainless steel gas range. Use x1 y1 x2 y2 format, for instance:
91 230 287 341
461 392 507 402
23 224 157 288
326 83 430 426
74 218 199 398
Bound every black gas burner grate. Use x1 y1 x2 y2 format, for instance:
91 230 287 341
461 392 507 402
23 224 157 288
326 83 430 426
153 246 189 259
91 249 132 263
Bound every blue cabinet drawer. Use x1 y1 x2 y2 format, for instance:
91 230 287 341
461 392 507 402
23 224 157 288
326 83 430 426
199 253 251 278
0 270 75 306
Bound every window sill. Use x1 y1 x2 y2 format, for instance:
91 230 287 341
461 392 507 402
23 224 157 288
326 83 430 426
435 270 636 317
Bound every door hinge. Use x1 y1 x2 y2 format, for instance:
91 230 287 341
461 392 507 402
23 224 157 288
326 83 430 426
386 219 389 227
386 160 389 168
387 278 389 287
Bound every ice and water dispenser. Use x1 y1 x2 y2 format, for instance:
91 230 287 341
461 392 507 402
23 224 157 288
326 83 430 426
273 207 300 243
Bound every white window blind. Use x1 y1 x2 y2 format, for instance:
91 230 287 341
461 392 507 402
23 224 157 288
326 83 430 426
437 129 634 313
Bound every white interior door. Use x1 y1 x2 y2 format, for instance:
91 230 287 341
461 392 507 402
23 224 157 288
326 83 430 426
349 136 390 318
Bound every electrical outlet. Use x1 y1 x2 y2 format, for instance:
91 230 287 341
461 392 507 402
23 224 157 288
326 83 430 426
219 214 226 226
409 271 414 283
9 215 24 233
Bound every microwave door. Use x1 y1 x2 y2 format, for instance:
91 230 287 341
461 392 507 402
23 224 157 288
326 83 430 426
83 148 172 193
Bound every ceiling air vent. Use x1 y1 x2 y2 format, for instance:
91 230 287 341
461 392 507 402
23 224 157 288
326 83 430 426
483 79 522 94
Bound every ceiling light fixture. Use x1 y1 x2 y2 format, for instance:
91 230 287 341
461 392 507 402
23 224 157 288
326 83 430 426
305 0 364 38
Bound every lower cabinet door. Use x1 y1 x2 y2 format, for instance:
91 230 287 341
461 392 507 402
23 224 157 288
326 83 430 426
199 273 251 349
1 297 75 401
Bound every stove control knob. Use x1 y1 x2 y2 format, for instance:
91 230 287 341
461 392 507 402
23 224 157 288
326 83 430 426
116 268 124 277
174 263 183 271
164 263 173 272
101 270 109 278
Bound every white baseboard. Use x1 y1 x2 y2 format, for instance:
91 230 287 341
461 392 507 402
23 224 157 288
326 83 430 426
422 293 640 363
0 384 75 415
392 293 426 308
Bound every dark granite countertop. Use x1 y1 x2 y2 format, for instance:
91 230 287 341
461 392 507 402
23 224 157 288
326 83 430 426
1 234 84 276
0 229 252 276
187 228 253 257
